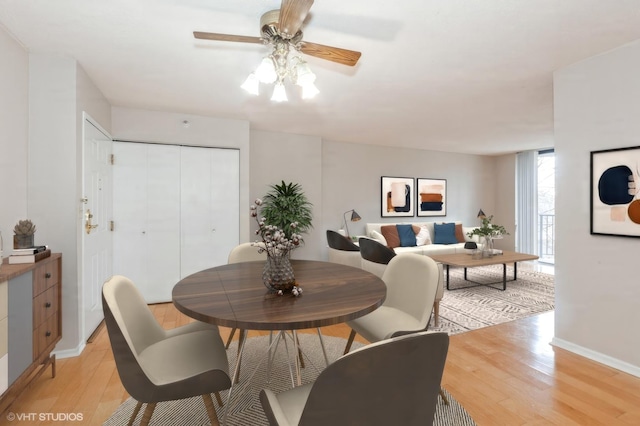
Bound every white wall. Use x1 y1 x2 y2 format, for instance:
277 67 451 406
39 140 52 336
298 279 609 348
494 154 517 251
0 28 29 246
28 54 112 355
554 39 640 376
250 130 323 260
321 140 501 250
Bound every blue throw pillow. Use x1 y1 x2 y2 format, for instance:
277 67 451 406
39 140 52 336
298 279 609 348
433 222 458 244
396 224 417 247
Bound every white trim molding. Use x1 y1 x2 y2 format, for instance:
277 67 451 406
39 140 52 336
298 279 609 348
551 337 640 378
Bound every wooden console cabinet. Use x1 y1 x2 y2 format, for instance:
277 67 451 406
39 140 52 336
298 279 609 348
0 253 62 415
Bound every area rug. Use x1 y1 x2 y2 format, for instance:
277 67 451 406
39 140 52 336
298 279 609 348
104 334 476 425
429 265 554 335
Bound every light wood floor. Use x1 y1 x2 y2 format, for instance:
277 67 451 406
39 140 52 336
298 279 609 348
5 304 640 425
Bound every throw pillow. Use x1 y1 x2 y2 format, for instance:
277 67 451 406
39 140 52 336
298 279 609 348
370 230 388 246
396 224 417 247
415 225 432 246
380 225 401 248
455 223 466 243
433 222 458 244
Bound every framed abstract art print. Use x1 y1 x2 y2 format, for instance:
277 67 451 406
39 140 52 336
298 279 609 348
416 178 447 217
590 145 640 237
381 176 415 217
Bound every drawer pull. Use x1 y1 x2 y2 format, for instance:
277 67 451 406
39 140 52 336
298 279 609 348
45 302 52 308
45 331 51 337
45 273 52 279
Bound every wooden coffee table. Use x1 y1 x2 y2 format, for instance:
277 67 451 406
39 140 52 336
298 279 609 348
428 250 539 291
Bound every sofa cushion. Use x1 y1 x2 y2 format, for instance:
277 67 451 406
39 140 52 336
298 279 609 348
396 224 417 247
455 223 466 243
433 222 458 244
415 225 432 246
380 225 401 248
370 230 388 246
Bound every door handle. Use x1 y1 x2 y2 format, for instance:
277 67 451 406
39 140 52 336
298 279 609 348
85 209 99 234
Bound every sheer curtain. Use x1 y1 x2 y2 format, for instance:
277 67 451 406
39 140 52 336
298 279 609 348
516 150 538 254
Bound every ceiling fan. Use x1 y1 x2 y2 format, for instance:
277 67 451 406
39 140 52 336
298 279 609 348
193 0 362 67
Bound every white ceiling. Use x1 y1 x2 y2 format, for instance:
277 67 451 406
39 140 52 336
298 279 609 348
1 1 640 155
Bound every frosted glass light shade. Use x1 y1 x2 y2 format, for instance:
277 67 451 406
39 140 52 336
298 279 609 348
295 60 316 86
240 73 260 95
271 83 288 102
255 57 277 84
301 82 319 99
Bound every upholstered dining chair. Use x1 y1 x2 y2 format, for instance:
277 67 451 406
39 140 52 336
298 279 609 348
358 237 445 327
225 242 268 348
102 275 231 426
260 331 449 426
326 229 361 269
344 253 439 354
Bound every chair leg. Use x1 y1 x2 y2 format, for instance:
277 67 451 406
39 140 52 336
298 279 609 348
140 402 157 426
203 393 221 426
225 327 237 349
439 388 450 406
343 329 357 354
214 391 224 407
433 300 440 327
128 401 143 426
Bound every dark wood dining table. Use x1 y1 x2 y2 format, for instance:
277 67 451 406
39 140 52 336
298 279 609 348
172 259 386 390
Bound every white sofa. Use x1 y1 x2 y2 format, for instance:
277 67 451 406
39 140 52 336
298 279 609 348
365 222 481 255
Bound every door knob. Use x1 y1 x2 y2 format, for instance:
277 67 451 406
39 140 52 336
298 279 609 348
85 209 99 234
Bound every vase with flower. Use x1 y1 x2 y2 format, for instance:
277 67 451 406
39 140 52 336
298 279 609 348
252 198 301 293
466 215 509 258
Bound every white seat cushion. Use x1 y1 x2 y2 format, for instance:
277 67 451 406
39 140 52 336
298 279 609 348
261 384 313 426
346 307 422 342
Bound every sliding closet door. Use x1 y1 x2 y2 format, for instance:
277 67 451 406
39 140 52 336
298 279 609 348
180 147 239 278
112 142 181 303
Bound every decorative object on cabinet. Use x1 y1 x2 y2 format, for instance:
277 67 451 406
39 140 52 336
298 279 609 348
590 145 640 237
0 254 62 416
416 178 447 217
381 176 415 217
12 220 36 249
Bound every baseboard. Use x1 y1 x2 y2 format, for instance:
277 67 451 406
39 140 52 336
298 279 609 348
52 341 86 359
551 337 640 378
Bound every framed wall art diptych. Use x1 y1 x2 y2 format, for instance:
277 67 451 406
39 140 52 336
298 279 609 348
381 176 415 217
590 145 640 237
416 178 447 217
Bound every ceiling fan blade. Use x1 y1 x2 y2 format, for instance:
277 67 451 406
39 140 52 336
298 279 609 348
193 31 263 44
299 41 362 66
278 0 314 39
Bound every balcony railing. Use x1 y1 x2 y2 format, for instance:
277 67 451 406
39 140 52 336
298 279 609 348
538 214 555 263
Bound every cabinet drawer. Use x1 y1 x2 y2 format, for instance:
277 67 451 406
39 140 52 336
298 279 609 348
33 314 59 360
33 259 60 297
33 285 58 328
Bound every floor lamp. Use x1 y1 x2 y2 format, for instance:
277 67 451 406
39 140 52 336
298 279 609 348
343 209 361 239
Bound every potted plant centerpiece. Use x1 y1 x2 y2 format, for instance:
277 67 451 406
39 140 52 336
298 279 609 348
466 215 509 257
252 181 313 295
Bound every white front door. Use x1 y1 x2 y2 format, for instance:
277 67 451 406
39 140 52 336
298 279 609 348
81 115 113 341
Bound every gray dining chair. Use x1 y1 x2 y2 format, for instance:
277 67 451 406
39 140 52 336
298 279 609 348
225 242 268 348
260 331 449 426
102 275 231 426
344 253 439 354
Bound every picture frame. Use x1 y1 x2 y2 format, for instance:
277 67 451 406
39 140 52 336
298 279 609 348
416 178 447 217
381 176 415 217
590 146 640 237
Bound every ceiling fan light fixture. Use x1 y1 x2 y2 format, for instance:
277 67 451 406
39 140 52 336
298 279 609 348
255 56 277 84
301 81 319 99
293 57 316 86
271 82 288 102
240 73 260 95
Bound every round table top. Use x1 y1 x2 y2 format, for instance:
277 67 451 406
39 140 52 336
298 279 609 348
172 259 387 331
